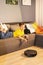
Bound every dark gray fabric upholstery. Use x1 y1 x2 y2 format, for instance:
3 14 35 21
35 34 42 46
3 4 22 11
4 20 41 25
0 34 35 55
34 34 43 47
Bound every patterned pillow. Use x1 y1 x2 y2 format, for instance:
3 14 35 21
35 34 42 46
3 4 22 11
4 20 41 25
26 24 35 33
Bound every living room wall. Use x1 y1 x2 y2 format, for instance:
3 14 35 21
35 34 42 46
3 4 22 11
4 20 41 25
0 0 35 23
20 0 35 22
0 0 22 23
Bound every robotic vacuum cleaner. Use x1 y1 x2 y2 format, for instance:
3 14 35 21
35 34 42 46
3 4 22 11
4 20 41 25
24 49 37 57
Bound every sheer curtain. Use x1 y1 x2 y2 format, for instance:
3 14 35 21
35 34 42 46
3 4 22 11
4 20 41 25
36 0 43 26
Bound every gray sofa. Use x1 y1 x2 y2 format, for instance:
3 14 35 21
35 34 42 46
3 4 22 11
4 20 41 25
0 34 35 55
0 33 43 56
0 23 43 56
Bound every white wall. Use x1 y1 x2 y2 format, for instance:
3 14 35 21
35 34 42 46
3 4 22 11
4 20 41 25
0 0 22 23
36 0 43 26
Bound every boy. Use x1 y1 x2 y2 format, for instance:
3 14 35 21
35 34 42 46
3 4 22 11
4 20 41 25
13 23 28 42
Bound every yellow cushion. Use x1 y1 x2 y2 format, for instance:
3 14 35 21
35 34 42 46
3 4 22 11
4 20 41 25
32 22 38 30
32 22 43 34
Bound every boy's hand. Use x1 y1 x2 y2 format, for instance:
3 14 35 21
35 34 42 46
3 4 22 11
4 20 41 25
23 38 28 42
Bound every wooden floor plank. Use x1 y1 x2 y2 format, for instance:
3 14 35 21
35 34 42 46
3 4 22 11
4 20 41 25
0 46 43 65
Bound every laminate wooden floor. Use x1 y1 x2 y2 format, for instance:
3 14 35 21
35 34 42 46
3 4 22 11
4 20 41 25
0 46 43 65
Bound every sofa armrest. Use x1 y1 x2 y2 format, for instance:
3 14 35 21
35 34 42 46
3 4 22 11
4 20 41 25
34 34 43 47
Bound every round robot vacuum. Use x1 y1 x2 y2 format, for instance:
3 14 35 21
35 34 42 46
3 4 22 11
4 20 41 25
24 49 37 57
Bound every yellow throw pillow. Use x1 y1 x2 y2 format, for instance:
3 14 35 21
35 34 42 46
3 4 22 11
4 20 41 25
32 22 38 30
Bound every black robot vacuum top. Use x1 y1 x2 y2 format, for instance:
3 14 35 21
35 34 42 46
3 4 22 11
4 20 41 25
24 49 37 57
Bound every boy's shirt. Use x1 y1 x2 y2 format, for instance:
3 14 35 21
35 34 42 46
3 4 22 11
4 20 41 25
13 28 24 37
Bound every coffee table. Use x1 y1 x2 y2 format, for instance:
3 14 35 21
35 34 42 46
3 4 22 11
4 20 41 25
0 46 43 65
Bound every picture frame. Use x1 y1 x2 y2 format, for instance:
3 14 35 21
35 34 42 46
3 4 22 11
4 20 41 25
22 0 31 5
6 0 18 5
